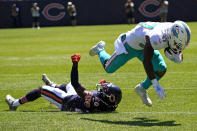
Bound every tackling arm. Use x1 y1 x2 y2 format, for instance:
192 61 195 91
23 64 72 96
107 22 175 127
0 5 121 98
71 54 88 99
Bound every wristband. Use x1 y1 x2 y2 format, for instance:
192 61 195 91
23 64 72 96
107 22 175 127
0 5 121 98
151 79 158 87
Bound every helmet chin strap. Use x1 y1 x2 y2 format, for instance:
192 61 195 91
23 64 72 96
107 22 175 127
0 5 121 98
167 41 182 54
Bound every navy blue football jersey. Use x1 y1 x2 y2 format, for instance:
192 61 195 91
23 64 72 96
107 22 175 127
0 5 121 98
61 91 117 112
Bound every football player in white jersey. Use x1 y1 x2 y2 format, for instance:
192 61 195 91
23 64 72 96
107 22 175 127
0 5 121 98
89 21 191 107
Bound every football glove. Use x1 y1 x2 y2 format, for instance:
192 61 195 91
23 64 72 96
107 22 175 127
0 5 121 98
71 54 81 63
151 79 166 99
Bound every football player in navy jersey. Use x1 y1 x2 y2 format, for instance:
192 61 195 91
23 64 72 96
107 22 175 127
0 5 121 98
6 54 122 113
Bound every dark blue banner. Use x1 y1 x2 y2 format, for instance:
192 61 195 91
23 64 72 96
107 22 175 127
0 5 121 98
0 0 197 28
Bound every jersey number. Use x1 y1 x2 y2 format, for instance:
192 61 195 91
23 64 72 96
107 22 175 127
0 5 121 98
139 22 156 30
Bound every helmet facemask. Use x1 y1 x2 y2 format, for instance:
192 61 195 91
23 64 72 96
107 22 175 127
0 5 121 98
96 81 122 106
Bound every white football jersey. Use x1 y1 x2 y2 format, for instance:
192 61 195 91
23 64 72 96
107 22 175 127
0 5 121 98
125 22 173 50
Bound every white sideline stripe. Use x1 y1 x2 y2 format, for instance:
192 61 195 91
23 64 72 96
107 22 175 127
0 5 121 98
0 71 196 76
0 112 196 115
121 88 197 90
121 112 197 115
0 56 67 61
0 88 197 91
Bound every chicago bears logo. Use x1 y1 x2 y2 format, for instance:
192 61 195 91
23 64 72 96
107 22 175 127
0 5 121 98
42 3 65 21
109 94 116 103
139 0 160 18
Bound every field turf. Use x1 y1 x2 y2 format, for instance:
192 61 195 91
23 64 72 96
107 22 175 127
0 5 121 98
0 23 197 130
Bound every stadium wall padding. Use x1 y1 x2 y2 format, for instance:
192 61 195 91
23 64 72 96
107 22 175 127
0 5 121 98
0 0 197 28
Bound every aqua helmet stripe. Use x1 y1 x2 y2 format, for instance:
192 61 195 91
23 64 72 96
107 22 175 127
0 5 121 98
180 21 190 44
172 25 178 38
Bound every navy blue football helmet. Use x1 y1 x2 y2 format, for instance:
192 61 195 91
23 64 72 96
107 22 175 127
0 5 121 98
97 81 122 106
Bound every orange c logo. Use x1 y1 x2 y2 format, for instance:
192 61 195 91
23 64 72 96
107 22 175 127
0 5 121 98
42 3 65 21
139 0 160 18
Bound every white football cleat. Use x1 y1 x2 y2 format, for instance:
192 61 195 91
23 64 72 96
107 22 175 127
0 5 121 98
5 95 17 111
89 41 105 56
135 84 152 107
42 74 53 86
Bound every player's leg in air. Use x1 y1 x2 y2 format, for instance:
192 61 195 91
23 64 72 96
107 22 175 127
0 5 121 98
89 36 137 73
89 39 167 107
134 50 167 106
42 74 67 92
6 87 42 111
5 74 76 111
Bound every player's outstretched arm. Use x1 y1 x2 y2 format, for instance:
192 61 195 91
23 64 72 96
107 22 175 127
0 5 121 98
144 36 166 99
71 54 88 99
143 35 155 80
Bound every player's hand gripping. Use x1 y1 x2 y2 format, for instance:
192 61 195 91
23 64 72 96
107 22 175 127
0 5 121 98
151 79 166 99
71 54 81 63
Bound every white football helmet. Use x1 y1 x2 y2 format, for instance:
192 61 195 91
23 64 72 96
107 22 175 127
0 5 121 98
168 21 191 53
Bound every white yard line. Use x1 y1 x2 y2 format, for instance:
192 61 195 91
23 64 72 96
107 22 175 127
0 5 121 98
121 88 197 90
0 111 196 115
0 87 197 91
121 112 197 115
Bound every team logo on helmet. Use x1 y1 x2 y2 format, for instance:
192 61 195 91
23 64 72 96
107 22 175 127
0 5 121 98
172 25 179 38
96 81 122 106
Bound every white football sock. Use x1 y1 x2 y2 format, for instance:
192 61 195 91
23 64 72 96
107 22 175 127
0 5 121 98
12 99 21 107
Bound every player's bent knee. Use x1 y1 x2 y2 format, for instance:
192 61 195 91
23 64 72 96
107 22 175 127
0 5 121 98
38 86 43 90
156 69 167 78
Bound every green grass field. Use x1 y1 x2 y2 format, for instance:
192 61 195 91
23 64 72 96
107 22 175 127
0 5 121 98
0 23 197 130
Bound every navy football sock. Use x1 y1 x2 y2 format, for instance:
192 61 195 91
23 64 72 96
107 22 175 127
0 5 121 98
19 88 41 104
